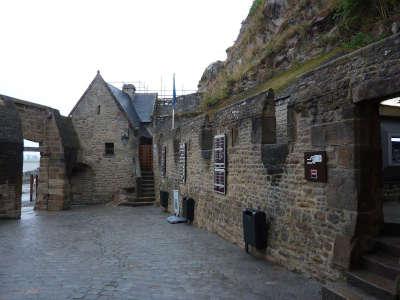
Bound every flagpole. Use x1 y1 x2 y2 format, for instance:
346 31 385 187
172 73 176 130
172 107 175 129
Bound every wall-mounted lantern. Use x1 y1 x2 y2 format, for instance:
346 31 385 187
121 130 129 145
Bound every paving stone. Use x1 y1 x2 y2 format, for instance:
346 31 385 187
0 205 320 299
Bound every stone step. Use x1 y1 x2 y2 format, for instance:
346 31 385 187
141 179 154 184
136 196 155 202
118 202 154 207
321 282 380 300
140 184 154 188
374 236 400 257
140 185 154 189
347 270 397 300
362 253 400 281
139 193 155 198
141 192 155 197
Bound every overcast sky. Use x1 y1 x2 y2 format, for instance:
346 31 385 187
0 0 253 115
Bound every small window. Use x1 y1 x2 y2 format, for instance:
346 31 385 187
97 105 101 115
105 143 114 156
231 127 239 147
390 136 400 166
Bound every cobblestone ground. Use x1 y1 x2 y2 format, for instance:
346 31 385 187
0 206 321 300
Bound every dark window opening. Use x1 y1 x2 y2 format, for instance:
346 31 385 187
105 143 114 156
390 136 400 165
231 127 239 147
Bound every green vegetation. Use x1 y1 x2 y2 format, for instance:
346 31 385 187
342 32 374 49
336 0 399 48
202 48 345 112
200 0 400 113
337 0 398 23
249 0 265 16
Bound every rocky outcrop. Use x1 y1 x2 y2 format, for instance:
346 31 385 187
198 61 224 92
199 0 400 108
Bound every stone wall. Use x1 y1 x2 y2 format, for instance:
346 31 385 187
0 97 23 219
70 164 95 205
70 74 138 204
153 33 400 280
156 93 201 117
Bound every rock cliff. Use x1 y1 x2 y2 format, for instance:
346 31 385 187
199 0 400 109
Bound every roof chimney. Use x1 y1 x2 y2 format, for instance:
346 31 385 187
122 84 136 100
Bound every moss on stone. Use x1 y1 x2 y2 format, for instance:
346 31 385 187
202 48 346 113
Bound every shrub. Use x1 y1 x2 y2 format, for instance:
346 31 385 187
343 32 374 49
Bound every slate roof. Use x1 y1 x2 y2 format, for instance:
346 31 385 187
107 84 141 128
107 84 157 125
132 93 157 123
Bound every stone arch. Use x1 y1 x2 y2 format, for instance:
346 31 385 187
0 96 79 217
13 101 73 211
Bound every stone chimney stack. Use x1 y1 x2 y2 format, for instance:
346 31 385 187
122 84 136 100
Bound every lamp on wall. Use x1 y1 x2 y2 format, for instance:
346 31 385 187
121 131 129 145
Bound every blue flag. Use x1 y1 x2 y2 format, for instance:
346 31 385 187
172 73 176 109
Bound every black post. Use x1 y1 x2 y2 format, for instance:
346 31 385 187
30 175 34 202
35 175 39 201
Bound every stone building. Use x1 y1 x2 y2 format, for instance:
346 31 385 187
69 72 157 204
153 33 400 297
0 72 157 217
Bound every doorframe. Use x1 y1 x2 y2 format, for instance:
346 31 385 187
349 78 400 266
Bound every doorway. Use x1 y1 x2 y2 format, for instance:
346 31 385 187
380 97 400 224
22 139 40 213
139 137 153 171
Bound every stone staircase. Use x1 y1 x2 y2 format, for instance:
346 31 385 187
322 224 400 300
119 171 155 207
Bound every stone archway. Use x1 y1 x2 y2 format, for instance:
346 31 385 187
0 95 79 218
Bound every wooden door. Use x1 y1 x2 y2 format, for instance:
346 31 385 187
139 145 153 171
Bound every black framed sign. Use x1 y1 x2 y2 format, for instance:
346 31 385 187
179 142 187 184
161 146 167 178
304 151 327 182
214 134 226 194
